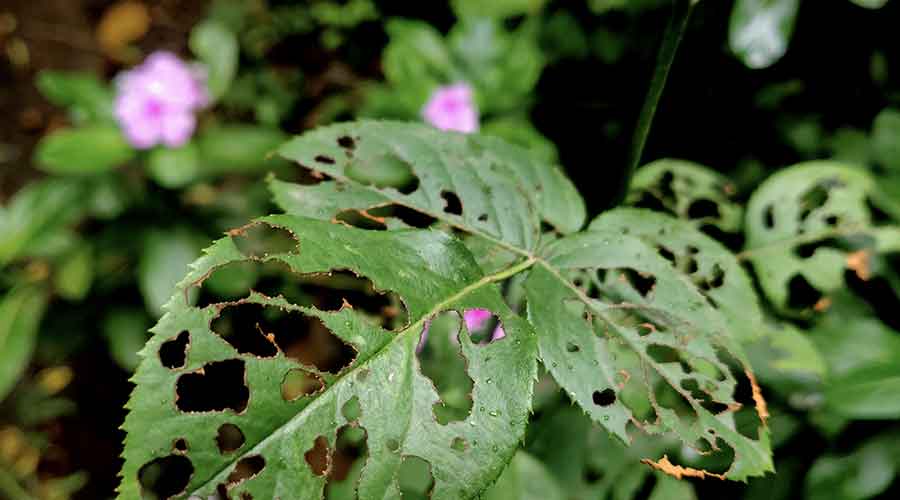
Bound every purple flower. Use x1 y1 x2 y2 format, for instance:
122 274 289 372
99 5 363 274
422 83 479 134
114 51 209 149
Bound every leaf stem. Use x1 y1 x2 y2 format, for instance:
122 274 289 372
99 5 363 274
617 0 695 204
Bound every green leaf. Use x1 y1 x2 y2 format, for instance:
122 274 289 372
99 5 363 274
35 125 135 175
482 451 565 500
54 243 93 301
0 287 48 402
146 143 201 188
825 363 900 419
526 222 772 480
189 20 239 101
447 19 544 114
35 70 114 123
627 159 744 233
274 121 584 239
451 0 548 19
742 162 899 314
103 308 151 372
805 432 900 500
119 216 538 499
872 108 900 172
197 125 287 174
138 229 202 317
729 0 800 69
848 0 889 8
0 178 86 265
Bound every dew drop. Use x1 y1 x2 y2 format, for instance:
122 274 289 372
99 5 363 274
489 410 499 417
486 378 493 384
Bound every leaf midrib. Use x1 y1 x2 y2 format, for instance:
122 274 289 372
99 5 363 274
187 256 538 496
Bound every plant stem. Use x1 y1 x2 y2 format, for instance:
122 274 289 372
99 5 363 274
617 0 695 204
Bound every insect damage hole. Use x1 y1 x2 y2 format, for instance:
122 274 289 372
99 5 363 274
619 268 657 298
176 359 249 413
440 190 463 215
281 369 324 401
417 311 474 424
292 270 409 332
160 331 190 369
226 455 265 486
305 436 331 476
217 423 246 454
230 222 299 259
592 388 616 406
326 425 368 493
462 308 506 345
398 456 435 498
138 455 194 499
211 304 357 373
337 136 356 150
173 438 188 454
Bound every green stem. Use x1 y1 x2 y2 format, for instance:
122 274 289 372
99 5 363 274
617 0 695 204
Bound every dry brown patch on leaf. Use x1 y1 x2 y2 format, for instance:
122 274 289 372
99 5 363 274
813 297 832 312
846 250 871 281
641 455 725 480
746 369 769 425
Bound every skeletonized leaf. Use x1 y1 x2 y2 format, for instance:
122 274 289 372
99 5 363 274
119 216 537 499
743 162 900 314
526 220 772 481
627 159 743 233
274 121 585 239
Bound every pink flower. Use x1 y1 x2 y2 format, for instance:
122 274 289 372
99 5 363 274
422 83 479 133
416 308 505 353
114 51 209 149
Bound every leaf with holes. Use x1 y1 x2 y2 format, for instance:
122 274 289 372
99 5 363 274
743 162 900 315
119 216 537 500
526 215 772 481
627 160 743 234
272 120 585 240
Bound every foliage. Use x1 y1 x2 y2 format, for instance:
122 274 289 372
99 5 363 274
1 0 900 499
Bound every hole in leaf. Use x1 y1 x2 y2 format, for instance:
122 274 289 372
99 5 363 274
386 438 401 452
328 425 368 489
176 359 249 413
440 191 463 215
708 263 725 288
211 304 357 373
566 342 580 353
173 438 188 454
315 155 336 165
345 153 419 194
632 191 668 213
231 223 299 259
657 246 676 265
341 396 361 422
592 388 616 406
787 274 824 310
687 198 721 219
659 171 676 200
450 437 468 452
289 270 409 331
337 136 355 150
227 455 265 486
763 205 775 229
281 369 325 401
216 423 245 454
646 345 680 364
463 308 506 345
794 238 842 259
418 311 474 424
398 456 435 499
138 455 193 499
368 204 436 229
477 213 488 222
305 436 331 476
160 331 190 369
866 197 892 224
799 184 832 219
196 261 262 306
584 466 604 484
619 268 656 298
334 208 388 231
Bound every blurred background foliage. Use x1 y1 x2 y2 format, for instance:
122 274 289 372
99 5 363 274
1 0 900 498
